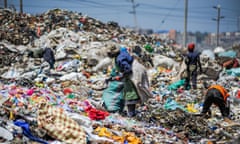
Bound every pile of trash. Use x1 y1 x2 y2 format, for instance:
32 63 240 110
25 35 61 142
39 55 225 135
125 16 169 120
0 8 240 144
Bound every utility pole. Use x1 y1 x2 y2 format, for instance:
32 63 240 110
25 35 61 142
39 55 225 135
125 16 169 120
212 5 224 47
4 0 7 8
130 0 139 31
20 0 23 13
183 0 188 48
238 16 240 32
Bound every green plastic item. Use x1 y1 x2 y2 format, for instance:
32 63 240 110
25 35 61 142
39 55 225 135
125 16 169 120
67 93 75 99
164 98 185 111
168 79 185 90
144 44 154 53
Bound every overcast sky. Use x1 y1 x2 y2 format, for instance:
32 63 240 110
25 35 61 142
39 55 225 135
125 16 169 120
1 0 240 33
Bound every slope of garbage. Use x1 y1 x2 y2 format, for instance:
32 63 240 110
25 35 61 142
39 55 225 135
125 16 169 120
0 8 240 144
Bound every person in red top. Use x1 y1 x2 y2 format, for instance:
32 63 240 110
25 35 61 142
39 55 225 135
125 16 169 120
201 82 232 123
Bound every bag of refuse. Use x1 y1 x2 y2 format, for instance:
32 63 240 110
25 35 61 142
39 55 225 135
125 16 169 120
92 57 112 72
226 67 240 77
102 81 124 112
131 59 152 103
152 55 179 71
218 50 237 58
57 59 81 72
222 58 239 69
59 72 85 81
55 44 67 60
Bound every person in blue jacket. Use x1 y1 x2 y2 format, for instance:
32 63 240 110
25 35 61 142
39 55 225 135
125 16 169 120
116 47 140 117
184 43 202 90
106 46 140 117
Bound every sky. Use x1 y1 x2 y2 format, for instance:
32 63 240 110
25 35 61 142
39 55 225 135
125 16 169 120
1 0 240 33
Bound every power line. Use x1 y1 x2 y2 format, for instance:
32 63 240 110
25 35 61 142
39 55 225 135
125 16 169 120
160 0 180 25
212 5 224 47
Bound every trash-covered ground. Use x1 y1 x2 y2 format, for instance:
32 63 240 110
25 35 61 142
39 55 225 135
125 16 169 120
0 8 240 144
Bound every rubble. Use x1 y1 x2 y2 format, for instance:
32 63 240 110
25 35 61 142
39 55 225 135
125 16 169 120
0 8 240 144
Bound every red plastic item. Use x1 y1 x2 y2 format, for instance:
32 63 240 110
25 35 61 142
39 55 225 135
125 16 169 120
63 88 73 95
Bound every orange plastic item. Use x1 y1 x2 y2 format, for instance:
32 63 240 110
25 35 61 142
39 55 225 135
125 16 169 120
236 90 240 99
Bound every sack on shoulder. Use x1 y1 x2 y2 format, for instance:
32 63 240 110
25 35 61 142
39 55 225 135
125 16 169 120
189 64 197 72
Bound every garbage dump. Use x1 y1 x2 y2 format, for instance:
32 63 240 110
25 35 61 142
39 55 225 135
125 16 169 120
0 8 240 144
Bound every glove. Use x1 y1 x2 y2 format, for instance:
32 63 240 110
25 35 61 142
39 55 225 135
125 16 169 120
115 76 121 81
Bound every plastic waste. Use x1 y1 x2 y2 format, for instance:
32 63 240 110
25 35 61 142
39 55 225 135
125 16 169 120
164 98 185 111
144 44 153 53
168 79 185 90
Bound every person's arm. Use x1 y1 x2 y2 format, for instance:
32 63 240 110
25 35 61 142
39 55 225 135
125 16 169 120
223 96 232 123
197 55 202 73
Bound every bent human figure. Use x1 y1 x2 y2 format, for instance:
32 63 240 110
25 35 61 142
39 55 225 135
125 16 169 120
201 83 232 123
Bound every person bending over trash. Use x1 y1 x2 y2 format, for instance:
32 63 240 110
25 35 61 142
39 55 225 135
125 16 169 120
27 47 55 71
116 47 139 117
42 47 55 70
184 43 202 90
200 82 232 123
103 46 140 117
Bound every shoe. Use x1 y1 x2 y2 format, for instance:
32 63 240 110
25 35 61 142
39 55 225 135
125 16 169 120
127 111 136 117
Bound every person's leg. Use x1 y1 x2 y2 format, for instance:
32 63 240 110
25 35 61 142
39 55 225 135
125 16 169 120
201 91 214 114
184 70 191 90
214 96 230 118
191 70 198 89
49 61 55 69
127 104 136 117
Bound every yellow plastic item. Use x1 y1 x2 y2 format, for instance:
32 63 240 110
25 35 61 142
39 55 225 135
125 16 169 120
123 132 142 144
95 127 142 143
112 135 124 142
186 103 198 113
9 111 14 120
95 127 112 138
35 82 44 88
73 55 81 60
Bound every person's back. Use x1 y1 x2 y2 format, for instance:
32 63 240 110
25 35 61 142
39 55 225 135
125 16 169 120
184 43 202 89
186 51 201 65
201 82 232 123
43 47 55 69
116 47 134 75
116 47 140 117
27 48 44 58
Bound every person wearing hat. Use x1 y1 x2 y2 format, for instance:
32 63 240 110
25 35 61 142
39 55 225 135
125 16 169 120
116 47 140 117
104 46 140 117
200 82 233 123
184 43 202 90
